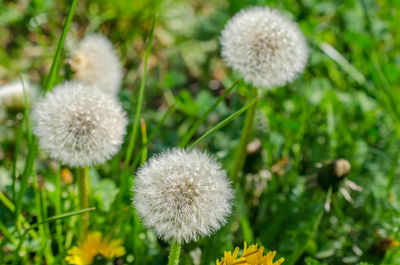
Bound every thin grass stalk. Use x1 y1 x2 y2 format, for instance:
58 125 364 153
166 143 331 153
179 81 238 147
167 241 181 265
286 188 332 265
230 85 258 184
43 0 79 91
235 185 254 243
77 167 89 240
12 208 95 265
55 166 65 262
228 86 258 244
0 192 38 239
0 220 16 245
129 104 176 174
31 167 54 263
40 179 55 264
15 0 78 238
123 16 157 171
11 113 25 202
188 96 259 149
140 118 148 165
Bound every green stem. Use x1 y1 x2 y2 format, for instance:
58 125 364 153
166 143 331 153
167 241 181 265
55 167 65 262
77 167 89 240
188 97 259 149
140 118 148 165
230 86 258 184
179 81 238 147
123 16 157 170
235 185 254 243
0 192 38 239
119 16 157 204
43 0 78 91
228 86 258 244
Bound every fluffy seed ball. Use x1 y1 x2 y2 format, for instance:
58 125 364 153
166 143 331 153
0 80 37 110
220 6 308 89
133 148 233 243
69 34 123 95
32 81 127 167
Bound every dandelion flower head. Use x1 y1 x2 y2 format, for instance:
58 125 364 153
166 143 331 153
220 6 308 89
217 242 285 265
133 148 233 243
69 34 123 95
65 231 126 265
32 81 127 167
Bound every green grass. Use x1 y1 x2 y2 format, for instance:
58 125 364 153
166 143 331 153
1 0 400 264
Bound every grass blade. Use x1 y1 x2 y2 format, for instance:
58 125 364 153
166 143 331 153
43 0 79 91
140 118 148 164
129 104 176 171
11 111 25 203
286 189 331 265
179 81 238 147
15 138 37 227
15 0 78 233
318 42 366 85
13 208 96 265
124 16 157 170
188 96 259 149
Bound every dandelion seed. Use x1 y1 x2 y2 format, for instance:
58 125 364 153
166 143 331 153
216 242 285 265
32 81 127 167
69 34 123 95
133 148 233 243
65 231 126 265
220 6 308 89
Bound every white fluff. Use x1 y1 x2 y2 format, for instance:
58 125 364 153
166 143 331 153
220 6 308 89
133 148 233 243
0 80 37 109
69 34 123 95
32 81 127 167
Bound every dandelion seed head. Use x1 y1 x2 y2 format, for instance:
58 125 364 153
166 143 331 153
133 148 233 243
69 34 122 95
220 6 308 89
32 81 127 167
0 80 37 110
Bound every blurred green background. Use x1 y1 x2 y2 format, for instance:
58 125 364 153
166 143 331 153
1 0 400 264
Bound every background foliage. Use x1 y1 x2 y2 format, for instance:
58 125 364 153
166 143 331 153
1 0 400 264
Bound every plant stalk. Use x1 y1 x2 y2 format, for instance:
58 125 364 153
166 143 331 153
167 241 181 265
55 166 65 262
77 167 89 240
230 85 258 184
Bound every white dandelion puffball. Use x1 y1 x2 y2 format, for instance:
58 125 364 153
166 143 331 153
32 81 127 167
0 80 37 109
133 148 233 243
69 34 123 95
220 6 308 89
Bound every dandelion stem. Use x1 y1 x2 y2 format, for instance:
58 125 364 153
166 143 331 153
77 167 89 240
230 85 258 184
167 241 181 265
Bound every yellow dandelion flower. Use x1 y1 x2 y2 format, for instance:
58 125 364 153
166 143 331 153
65 231 126 265
217 242 284 265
